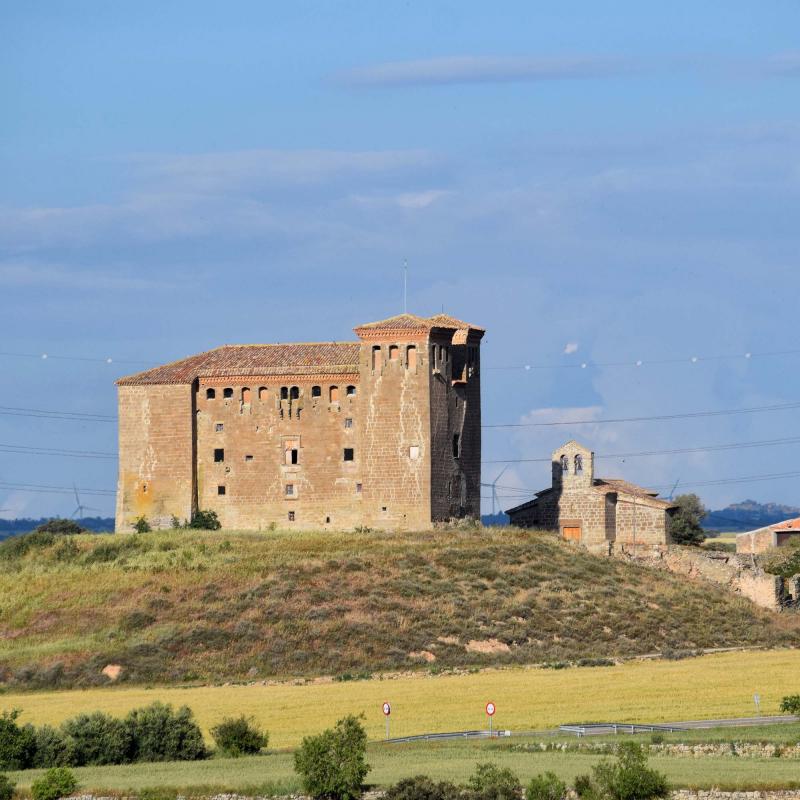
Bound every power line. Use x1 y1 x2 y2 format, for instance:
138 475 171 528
0 481 115 497
0 405 116 423
0 443 116 460
483 400 800 429
483 347 800 371
0 351 152 366
483 435 800 464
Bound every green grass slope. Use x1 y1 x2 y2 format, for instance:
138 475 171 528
1 527 798 689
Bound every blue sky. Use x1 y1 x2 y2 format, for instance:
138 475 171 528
2 1 799 519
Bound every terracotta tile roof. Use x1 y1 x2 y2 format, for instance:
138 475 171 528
427 313 485 332
354 312 484 339
117 342 360 386
593 478 675 507
774 517 800 532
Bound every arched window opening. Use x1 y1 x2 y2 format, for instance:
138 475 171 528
559 455 569 475
280 387 289 400
290 386 300 400
371 345 381 371
389 345 399 361
206 388 216 400
329 385 339 403
223 387 233 399
575 454 583 474
241 387 251 403
258 387 268 400
311 385 322 398
406 345 417 369
346 385 356 396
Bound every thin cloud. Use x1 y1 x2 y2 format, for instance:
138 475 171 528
337 55 637 88
0 262 173 291
564 342 579 355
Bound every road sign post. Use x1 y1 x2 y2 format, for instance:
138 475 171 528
754 693 761 717
383 701 391 740
485 701 496 737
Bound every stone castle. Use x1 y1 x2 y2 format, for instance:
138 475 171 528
115 313 483 532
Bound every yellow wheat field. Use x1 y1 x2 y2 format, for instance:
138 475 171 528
3 649 797 749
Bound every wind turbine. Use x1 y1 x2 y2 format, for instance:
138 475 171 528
72 485 100 519
489 465 510 516
668 478 681 501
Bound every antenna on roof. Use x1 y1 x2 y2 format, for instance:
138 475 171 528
403 259 408 313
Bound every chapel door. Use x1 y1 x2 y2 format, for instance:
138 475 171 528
562 525 582 542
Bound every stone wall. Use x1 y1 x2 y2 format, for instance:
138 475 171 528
116 384 195 531
616 544 798 611
614 497 672 548
736 528 777 554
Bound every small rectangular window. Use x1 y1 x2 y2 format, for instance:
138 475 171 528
285 484 294 496
409 445 420 460
356 483 362 494
343 448 355 462
214 448 224 463
245 454 253 462
215 423 224 432
288 510 295 522
372 345 381 370
344 418 353 429
389 345 399 361
452 434 460 458
406 345 417 370
217 485 226 495
291 449 298 465
223 387 233 398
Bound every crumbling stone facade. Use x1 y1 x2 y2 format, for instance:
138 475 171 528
736 518 800 554
115 313 483 532
505 440 675 552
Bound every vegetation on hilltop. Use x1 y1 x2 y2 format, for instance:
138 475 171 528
1 528 799 689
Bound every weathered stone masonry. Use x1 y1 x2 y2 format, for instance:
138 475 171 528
115 313 483 532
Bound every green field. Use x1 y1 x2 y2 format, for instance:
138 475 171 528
4 650 800 748
2 528 798 690
9 734 800 794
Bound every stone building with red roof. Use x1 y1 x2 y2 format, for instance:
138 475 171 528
505 440 676 551
115 313 483 531
736 517 800 555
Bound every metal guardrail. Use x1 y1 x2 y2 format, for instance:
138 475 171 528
385 729 512 744
559 723 686 737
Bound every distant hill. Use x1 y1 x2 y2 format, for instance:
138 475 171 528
703 500 800 533
0 517 114 540
1 527 797 690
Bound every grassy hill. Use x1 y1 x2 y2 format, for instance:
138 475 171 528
1 527 798 690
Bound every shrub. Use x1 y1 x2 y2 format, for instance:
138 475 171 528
32 725 73 768
526 773 567 800
293 714 369 800
31 767 78 800
590 742 669 800
467 763 523 800
134 516 152 533
0 774 14 800
574 776 594 799
34 519 85 536
189 510 221 530
0 710 36 770
211 715 268 757
0 531 56 561
62 711 132 766
125 703 207 762
669 494 706 546
383 775 460 800
780 695 800 715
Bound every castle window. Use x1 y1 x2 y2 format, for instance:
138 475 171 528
452 434 460 458
217 485 226 496
406 345 417 369
409 445 420 460
343 448 354 462
245 454 253 462
356 483 362 494
285 484 295 496
223 387 233 399
431 346 437 369
215 423 224 432
312 385 321 398
443 346 449 362
206 388 216 400
288 448 298 465
288 510 295 522
214 448 224 463
290 386 300 400
284 438 300 465
560 455 569 474
326 516 331 524
330 385 339 403
344 418 353 428
259 386 268 400
389 345 399 361
241 387 251 403
280 387 289 400
346 385 356 396
575 454 583 474
372 345 381 370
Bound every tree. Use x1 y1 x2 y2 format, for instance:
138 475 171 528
125 702 207 762
588 742 669 800
0 710 36 770
669 494 706 546
527 773 567 800
61 711 132 766
211 716 269 757
33 519 85 536
0 774 14 800
294 715 369 800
